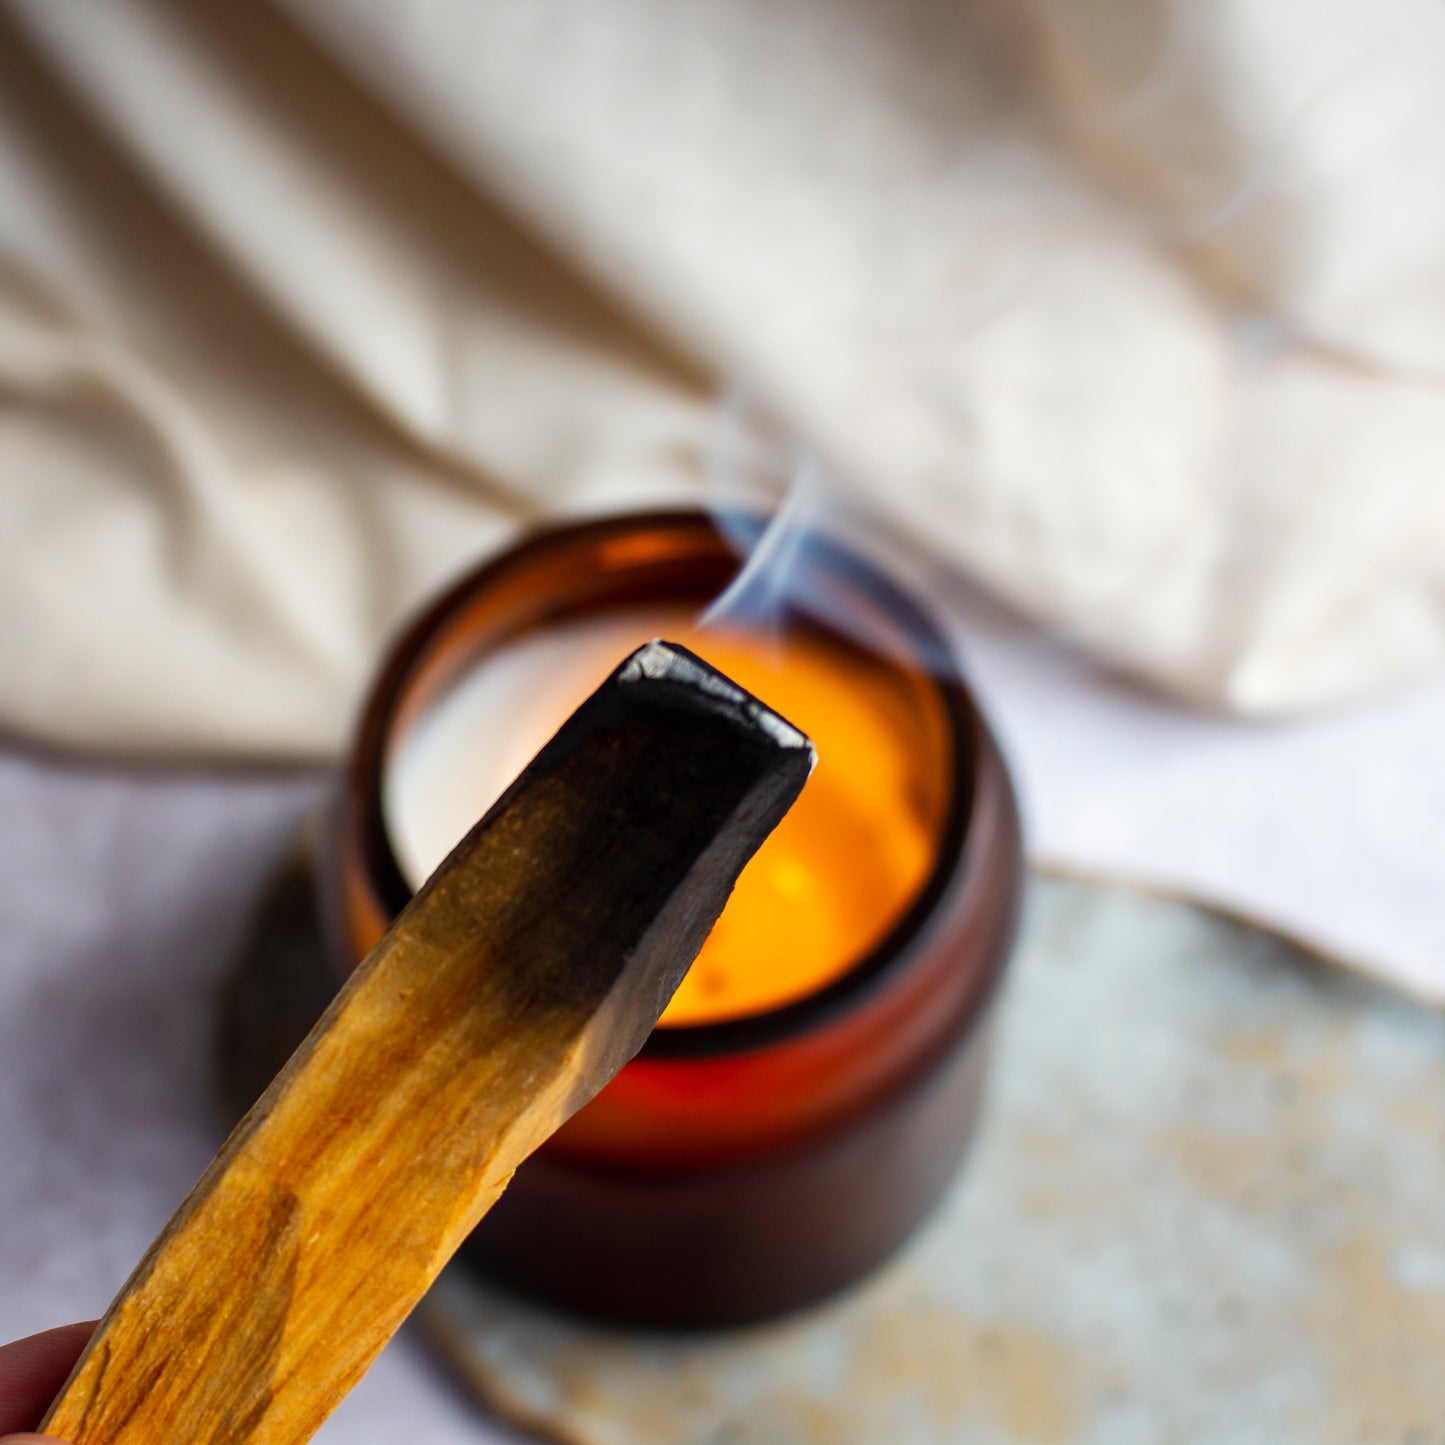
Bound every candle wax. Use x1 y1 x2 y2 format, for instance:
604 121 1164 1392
384 610 940 1026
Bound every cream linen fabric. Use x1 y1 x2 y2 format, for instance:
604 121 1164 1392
4 0 1445 759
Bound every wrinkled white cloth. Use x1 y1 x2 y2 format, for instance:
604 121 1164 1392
2 0 1444 995
5 0 1445 756
946 583 1445 1005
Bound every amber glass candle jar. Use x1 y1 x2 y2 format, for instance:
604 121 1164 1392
324 509 1022 1327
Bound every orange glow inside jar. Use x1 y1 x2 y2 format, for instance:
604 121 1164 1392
383 610 947 1028
663 626 940 1023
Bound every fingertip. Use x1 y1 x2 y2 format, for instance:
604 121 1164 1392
0 1324 95 1437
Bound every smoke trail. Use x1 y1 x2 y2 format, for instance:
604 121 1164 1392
690 385 966 679
698 450 822 635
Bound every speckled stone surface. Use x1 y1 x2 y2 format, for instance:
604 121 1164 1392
423 878 1445 1445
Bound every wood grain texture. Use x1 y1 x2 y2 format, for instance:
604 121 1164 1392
42 641 813 1445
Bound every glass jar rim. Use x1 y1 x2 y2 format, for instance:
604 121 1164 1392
345 508 994 1059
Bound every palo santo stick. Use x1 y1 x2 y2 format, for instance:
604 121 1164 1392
44 641 813 1445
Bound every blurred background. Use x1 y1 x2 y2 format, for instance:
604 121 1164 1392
3 1 1444 1441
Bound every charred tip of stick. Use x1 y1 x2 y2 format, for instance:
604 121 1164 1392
616 640 816 769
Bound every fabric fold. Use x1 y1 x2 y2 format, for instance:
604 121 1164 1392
2 0 1444 760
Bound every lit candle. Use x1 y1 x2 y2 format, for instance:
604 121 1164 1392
384 609 939 1026
328 510 1022 1326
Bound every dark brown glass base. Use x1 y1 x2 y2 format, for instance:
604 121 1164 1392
465 1016 997 1328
